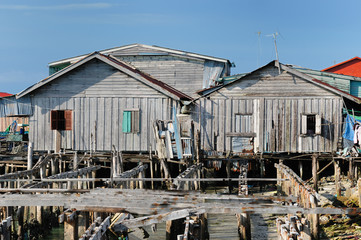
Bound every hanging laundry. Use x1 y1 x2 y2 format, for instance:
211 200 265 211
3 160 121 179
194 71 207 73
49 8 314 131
354 122 361 146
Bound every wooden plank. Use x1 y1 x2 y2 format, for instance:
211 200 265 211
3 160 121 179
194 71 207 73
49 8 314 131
225 99 232 151
259 98 265 152
173 107 183 159
217 99 224 152
285 99 291 152
117 209 205 229
226 132 256 137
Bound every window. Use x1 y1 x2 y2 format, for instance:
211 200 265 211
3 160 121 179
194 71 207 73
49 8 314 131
122 109 140 133
235 114 253 133
301 114 321 135
51 110 72 130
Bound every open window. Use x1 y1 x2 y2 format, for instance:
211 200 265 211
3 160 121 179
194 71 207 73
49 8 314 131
122 109 140 133
51 110 72 130
301 113 321 135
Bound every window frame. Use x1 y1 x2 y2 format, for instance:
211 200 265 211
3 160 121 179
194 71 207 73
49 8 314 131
51 110 72 131
301 113 321 136
122 109 140 134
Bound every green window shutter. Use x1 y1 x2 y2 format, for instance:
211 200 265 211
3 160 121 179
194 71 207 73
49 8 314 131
122 111 131 133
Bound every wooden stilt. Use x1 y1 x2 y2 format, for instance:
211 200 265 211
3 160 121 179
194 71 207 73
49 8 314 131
27 142 33 170
312 154 318 193
64 211 78 240
334 161 341 197
150 159 154 190
310 195 319 240
226 160 232 194
299 160 303 180
166 220 172 240
237 213 251 240
77 211 89 237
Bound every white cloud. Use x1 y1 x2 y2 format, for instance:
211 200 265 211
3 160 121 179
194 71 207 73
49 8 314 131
0 3 112 11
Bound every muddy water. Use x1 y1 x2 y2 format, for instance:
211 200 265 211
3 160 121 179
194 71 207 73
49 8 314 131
42 225 64 240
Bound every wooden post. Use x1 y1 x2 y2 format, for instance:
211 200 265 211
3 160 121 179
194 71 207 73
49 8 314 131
358 179 361 208
348 158 354 187
166 220 172 240
312 158 317 192
56 130 61 153
150 159 154 190
27 142 33 170
73 152 78 170
64 212 78 240
334 161 341 197
138 162 144 189
299 160 303 180
77 211 89 237
226 160 232 194
237 213 251 240
200 213 208 240
310 195 319 240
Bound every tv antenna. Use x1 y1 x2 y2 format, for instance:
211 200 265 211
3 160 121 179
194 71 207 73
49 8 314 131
267 32 282 73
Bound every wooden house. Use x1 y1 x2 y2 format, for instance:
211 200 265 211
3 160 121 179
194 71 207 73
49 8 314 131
48 43 232 98
16 52 193 152
196 61 361 155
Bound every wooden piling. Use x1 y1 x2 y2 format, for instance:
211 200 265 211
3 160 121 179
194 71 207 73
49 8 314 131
237 213 251 240
64 211 78 240
226 160 232 194
334 161 341 197
310 195 319 240
312 154 318 193
27 142 33 170
299 160 303 180
77 211 89 237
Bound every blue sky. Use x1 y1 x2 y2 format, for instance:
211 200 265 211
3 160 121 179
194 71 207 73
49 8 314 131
0 0 360 94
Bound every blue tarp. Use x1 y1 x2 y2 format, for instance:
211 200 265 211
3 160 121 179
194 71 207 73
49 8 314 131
343 114 360 141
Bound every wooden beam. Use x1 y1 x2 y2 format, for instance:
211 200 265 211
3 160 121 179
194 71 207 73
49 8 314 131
115 208 206 229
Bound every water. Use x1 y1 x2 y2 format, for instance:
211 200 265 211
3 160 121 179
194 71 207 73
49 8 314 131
42 225 64 240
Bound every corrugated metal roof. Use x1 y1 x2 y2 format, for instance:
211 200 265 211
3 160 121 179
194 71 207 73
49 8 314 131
49 43 231 67
0 92 12 97
292 66 361 96
322 56 361 72
17 52 193 101
197 61 361 104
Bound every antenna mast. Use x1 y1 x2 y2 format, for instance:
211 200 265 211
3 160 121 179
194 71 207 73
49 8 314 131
272 32 280 62
257 31 261 67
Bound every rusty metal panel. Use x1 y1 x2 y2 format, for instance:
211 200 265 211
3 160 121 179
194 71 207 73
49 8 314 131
231 136 253 153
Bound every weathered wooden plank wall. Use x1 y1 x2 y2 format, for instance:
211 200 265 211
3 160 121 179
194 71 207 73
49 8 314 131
0 117 28 132
29 58 178 152
30 96 177 152
118 55 205 97
198 66 343 154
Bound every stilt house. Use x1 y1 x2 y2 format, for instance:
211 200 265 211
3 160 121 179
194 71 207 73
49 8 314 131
16 44 231 153
196 60 361 155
